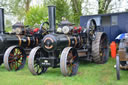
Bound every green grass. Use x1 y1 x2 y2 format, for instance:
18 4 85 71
0 58 128 85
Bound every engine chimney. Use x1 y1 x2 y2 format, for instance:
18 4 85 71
48 6 56 33
0 8 4 34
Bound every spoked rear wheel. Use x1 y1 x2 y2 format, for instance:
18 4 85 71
116 54 120 80
4 45 26 71
60 47 79 76
28 46 47 75
92 32 109 64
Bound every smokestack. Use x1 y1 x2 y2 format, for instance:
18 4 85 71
48 6 56 33
0 8 4 34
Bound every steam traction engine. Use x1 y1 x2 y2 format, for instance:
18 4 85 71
0 8 46 71
28 6 109 76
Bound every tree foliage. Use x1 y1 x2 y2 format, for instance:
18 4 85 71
0 0 120 26
44 0 70 23
24 0 31 12
0 0 31 20
24 5 48 27
44 0 83 24
55 0 71 22
70 0 83 24
97 0 112 14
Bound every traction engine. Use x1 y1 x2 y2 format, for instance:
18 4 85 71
0 8 46 71
28 6 109 76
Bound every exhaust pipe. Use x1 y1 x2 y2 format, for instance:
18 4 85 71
0 8 4 34
48 6 56 33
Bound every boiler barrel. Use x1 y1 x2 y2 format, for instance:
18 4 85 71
0 34 38 50
41 34 80 52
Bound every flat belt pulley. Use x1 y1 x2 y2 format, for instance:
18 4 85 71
86 19 97 40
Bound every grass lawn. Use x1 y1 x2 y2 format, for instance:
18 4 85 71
0 57 128 85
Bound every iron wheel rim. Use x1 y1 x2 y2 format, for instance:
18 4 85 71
116 55 120 80
99 34 109 63
4 46 26 71
60 47 79 76
28 46 47 75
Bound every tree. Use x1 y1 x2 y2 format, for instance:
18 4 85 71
44 0 70 23
70 0 83 24
24 0 31 12
24 5 48 27
44 0 83 24
0 0 32 20
55 0 71 22
97 0 112 14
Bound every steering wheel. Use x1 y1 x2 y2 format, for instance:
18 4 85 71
39 22 49 34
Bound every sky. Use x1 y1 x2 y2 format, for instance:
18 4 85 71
30 0 43 6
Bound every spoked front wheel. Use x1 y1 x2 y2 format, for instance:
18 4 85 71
4 45 26 71
116 54 120 80
28 46 47 75
60 47 79 76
